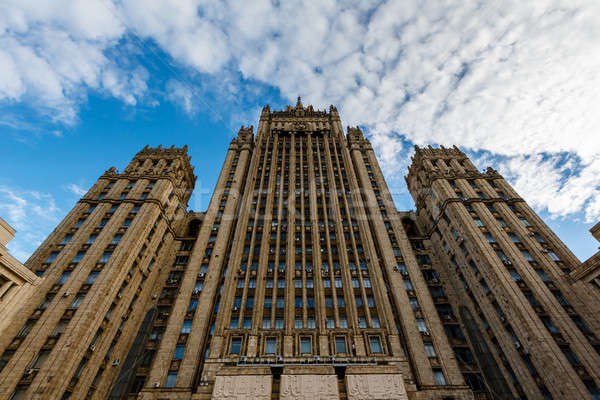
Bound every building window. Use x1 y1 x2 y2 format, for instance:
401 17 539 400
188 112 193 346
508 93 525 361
548 252 561 262
484 232 496 243
521 250 535 262
72 251 86 263
171 344 185 360
230 318 238 329
60 235 72 245
300 337 311 354
371 317 381 328
424 342 437 357
335 337 347 354
519 217 531 227
70 293 86 308
31 349 50 369
230 338 242 354
262 318 271 329
416 318 428 333
536 269 552 282
369 336 383 353
100 251 112 263
111 234 122 245
276 318 284 329
433 369 447 385
45 251 59 263
265 338 277 354
181 319 192 334
85 272 99 284
165 372 177 388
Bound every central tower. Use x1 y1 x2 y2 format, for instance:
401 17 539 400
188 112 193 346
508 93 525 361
135 99 474 399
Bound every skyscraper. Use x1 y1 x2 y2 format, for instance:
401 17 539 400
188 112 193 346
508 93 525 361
0 99 598 399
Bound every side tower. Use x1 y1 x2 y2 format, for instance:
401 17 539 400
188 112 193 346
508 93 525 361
406 145 600 399
0 146 195 399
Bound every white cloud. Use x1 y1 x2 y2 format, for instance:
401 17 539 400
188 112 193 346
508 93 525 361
0 185 61 262
1 0 600 222
65 183 87 197
166 79 196 115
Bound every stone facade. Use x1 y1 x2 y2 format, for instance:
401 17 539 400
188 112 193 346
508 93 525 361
0 218 41 339
1 100 599 399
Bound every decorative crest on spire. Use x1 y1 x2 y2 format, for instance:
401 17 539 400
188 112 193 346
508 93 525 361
296 96 303 108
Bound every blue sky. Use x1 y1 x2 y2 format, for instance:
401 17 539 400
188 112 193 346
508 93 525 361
1 0 599 262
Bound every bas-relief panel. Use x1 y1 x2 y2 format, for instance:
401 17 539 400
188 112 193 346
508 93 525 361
280 374 340 400
346 374 407 400
211 374 271 400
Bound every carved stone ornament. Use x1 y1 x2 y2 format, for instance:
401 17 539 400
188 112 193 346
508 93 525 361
346 374 408 400
293 121 308 131
212 374 271 400
280 374 339 400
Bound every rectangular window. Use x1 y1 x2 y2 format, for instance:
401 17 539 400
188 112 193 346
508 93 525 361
265 338 277 354
262 317 271 329
45 251 59 263
371 317 380 328
72 251 86 263
174 344 185 360
181 319 192 334
521 250 535 262
276 318 284 329
335 337 347 354
536 269 551 282
484 232 496 243
85 271 99 284
60 235 72 245
85 234 97 245
70 293 86 308
111 234 122 245
300 337 311 354
519 217 531 227
31 349 50 369
424 342 437 357
369 336 383 353
165 372 177 388
230 317 238 329
188 299 198 312
230 338 242 354
100 251 112 263
433 369 447 385
416 318 428 333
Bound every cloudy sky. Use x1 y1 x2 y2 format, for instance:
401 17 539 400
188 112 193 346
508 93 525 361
1 0 599 261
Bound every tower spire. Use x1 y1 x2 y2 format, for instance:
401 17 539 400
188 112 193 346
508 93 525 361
296 96 303 108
